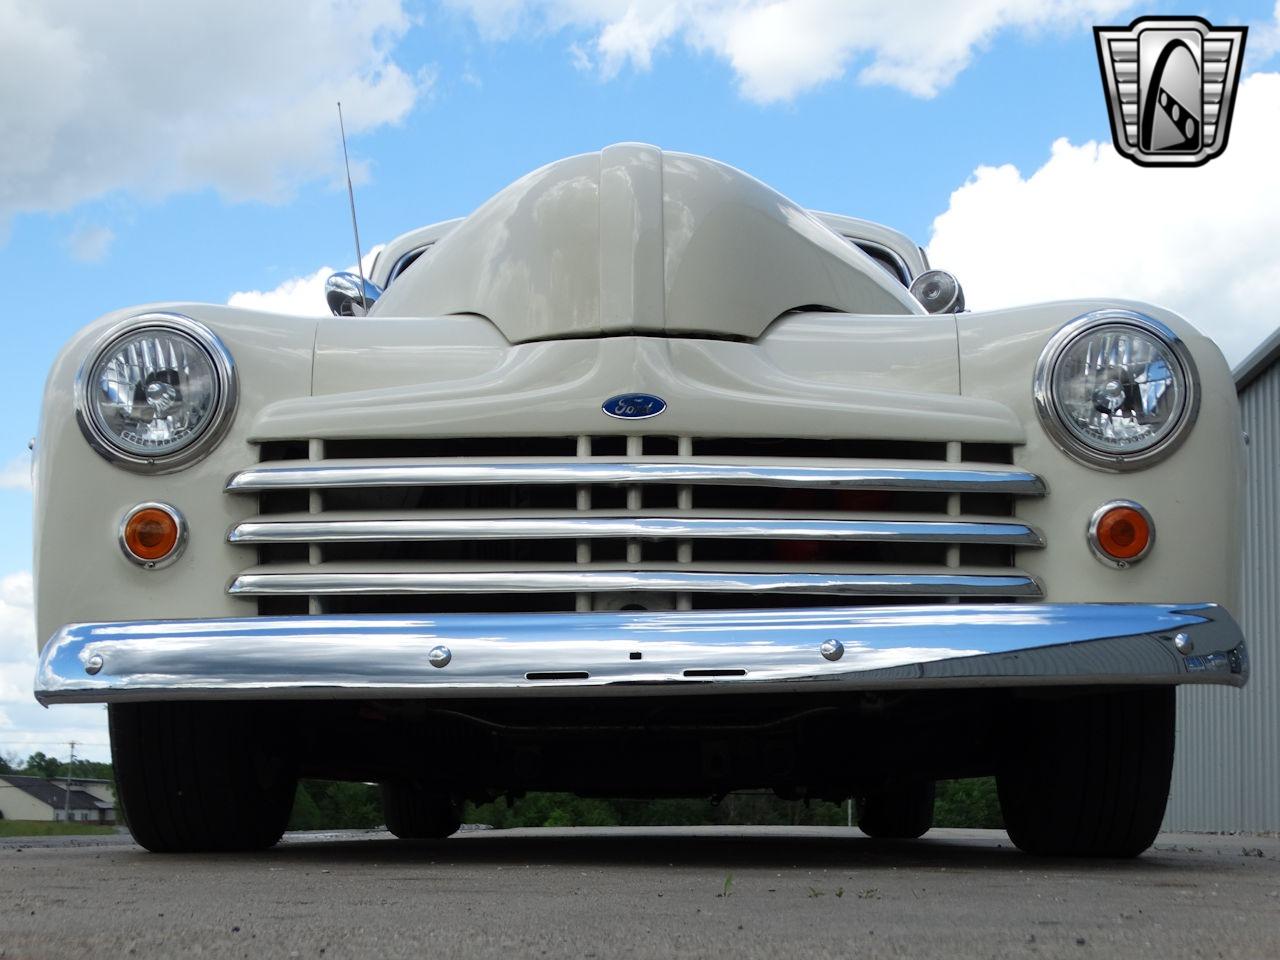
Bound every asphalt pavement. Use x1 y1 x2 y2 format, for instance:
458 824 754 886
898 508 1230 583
2 826 1279 959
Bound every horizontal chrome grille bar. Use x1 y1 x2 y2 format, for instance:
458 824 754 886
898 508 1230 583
228 568 1042 598
228 515 1045 547
226 459 1046 496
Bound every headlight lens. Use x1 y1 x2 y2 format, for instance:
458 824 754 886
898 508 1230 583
1035 312 1198 470
90 331 217 453
1052 324 1184 451
78 315 236 468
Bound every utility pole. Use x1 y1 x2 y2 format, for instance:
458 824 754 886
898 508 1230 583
63 741 76 820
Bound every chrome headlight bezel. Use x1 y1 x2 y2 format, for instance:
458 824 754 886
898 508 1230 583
1033 309 1200 471
74 313 238 472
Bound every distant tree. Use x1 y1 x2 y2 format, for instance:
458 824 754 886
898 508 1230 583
613 797 718 827
711 793 846 827
22 752 62 779
0 754 12 775
291 779 1005 833
287 784 325 831
933 778 1003 829
322 782 382 829
462 792 846 829
287 780 383 830
55 759 115 782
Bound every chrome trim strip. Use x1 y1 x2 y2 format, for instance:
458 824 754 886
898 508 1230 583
386 242 434 285
228 516 1045 547
226 461 1047 496
851 239 912 285
34 603 1248 705
226 569 1043 598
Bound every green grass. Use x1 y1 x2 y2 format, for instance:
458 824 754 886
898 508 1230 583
0 820 116 837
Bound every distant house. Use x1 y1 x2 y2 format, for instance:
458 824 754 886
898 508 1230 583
0 776 117 824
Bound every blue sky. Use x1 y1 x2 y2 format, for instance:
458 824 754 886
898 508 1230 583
2 0 1278 759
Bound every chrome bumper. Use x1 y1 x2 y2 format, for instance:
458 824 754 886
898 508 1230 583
34 603 1247 705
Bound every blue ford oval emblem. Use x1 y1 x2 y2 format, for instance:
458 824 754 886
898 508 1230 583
602 393 667 420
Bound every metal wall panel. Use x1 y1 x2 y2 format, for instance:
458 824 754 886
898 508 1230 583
1165 359 1278 831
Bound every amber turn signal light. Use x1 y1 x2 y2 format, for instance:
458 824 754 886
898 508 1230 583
120 503 185 567
1088 501 1154 567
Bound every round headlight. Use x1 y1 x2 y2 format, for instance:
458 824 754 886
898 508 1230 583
1034 310 1199 470
76 314 237 470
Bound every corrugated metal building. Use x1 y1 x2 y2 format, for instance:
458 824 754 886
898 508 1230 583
1165 329 1280 832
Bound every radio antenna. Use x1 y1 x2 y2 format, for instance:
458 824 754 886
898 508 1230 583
337 101 369 314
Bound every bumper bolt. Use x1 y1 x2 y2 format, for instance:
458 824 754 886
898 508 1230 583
820 639 844 662
427 645 452 668
1173 632 1194 655
84 655 104 676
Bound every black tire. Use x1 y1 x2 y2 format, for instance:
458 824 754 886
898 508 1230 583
109 702 298 853
380 783 461 839
856 781 936 839
997 687 1175 858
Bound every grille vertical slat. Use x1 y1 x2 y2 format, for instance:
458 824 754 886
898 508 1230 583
676 435 694 611
626 436 642 565
575 434 592 612
945 440 961 605
307 439 324 616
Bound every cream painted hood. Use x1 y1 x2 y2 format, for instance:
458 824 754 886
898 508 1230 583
369 143 923 343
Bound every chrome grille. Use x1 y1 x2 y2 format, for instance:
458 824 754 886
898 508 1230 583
226 437 1046 614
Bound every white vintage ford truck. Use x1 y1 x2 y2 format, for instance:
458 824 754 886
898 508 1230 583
33 144 1248 856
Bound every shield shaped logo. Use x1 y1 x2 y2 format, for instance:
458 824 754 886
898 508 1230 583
1094 17 1247 167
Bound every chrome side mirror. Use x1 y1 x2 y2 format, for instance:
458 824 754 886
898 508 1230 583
325 272 383 317
910 270 965 314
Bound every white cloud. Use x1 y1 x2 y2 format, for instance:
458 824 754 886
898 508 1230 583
227 246 382 316
568 41 593 73
0 454 31 492
228 264 339 317
65 223 114 263
0 573 34 658
0 0 428 226
447 0 1131 100
1253 3 1280 64
925 71 1280 367
0 571 110 763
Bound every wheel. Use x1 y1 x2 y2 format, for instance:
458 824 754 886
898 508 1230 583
997 687 1175 858
380 783 461 839
109 702 298 853
856 781 936 839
